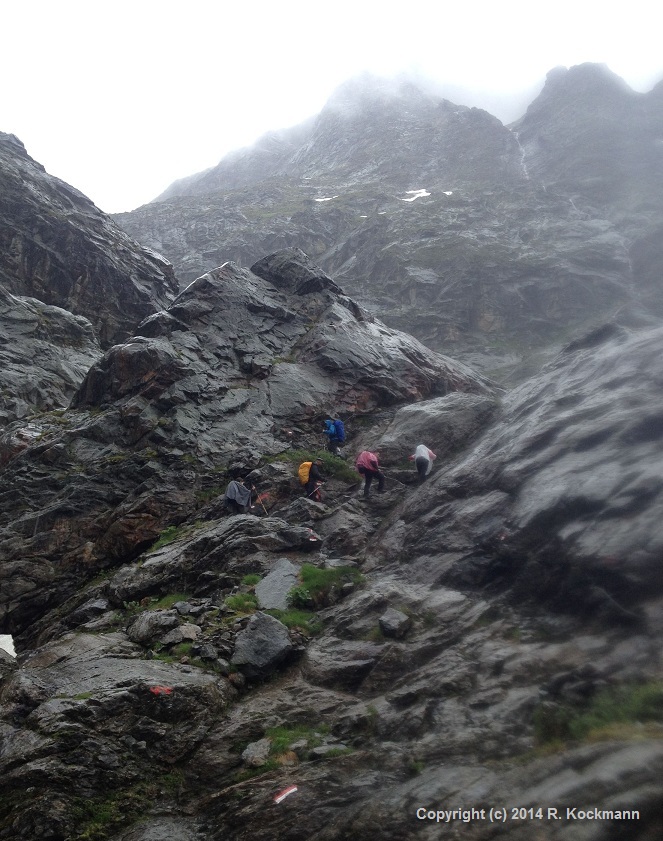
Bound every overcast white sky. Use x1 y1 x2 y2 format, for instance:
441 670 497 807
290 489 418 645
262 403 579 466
2 0 662 214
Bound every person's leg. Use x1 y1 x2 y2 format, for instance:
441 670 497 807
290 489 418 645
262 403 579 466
376 470 385 492
364 470 374 497
415 457 428 481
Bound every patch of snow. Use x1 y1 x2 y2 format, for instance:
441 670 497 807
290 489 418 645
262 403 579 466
0 635 15 657
443 191 453 196
314 196 339 202
400 189 431 202
359 215 368 218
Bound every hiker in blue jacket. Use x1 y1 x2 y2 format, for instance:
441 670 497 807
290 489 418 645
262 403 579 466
323 415 345 455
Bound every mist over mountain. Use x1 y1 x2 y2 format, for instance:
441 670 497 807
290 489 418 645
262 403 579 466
116 64 663 381
1 63 663 841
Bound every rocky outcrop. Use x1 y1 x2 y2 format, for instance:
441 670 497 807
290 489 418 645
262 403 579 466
0 283 101 424
0 248 490 646
380 321 663 616
0 132 178 348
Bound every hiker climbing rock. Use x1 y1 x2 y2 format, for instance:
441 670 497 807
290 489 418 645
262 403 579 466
355 450 385 497
298 458 324 502
323 415 345 456
409 444 437 481
224 478 254 514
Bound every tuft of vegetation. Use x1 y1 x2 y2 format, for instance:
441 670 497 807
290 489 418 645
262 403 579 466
266 608 323 636
533 682 663 746
265 723 330 755
148 525 181 552
225 593 258 613
287 563 363 609
69 775 179 841
147 520 205 553
286 585 313 609
195 486 223 504
149 593 190 610
241 573 262 586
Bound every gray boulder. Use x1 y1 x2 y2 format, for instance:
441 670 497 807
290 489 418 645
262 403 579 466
231 612 293 679
127 610 180 645
378 608 412 639
255 559 300 610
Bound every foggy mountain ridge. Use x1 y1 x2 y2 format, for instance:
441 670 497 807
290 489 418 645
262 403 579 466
116 62 663 382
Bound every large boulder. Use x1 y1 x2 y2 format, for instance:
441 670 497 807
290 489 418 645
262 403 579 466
231 612 293 678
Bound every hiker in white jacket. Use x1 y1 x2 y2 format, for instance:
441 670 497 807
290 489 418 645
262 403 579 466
410 444 437 481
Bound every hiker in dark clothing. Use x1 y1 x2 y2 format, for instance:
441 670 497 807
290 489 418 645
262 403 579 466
224 478 253 514
305 458 324 502
355 450 385 497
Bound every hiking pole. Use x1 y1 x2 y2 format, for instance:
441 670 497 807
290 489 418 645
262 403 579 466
306 482 325 500
252 486 269 516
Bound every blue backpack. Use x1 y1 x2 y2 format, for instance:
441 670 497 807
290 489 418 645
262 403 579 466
333 419 345 443
324 419 336 438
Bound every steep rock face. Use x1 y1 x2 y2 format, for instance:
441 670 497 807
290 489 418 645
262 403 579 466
0 284 101 424
380 322 663 614
512 63 663 208
114 67 663 378
0 132 178 347
0 248 490 642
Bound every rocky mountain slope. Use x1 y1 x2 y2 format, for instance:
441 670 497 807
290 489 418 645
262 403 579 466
1 66 662 841
1 240 662 840
0 132 179 423
114 65 663 379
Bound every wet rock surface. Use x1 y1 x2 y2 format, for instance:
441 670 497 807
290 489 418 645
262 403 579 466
2 301 662 838
0 139 662 838
0 131 180 425
0 132 178 349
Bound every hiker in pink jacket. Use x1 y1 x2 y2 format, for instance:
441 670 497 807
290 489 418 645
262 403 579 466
355 450 385 498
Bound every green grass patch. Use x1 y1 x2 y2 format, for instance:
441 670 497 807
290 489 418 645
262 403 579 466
170 642 193 658
195 486 223 504
149 593 190 610
69 777 168 841
287 563 363 608
265 723 330 755
147 521 205 553
242 573 262 586
149 525 181 552
534 682 663 746
266 608 323 636
225 593 258 613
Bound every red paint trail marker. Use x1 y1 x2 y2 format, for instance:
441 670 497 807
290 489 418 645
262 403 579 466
273 785 298 804
149 685 173 695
